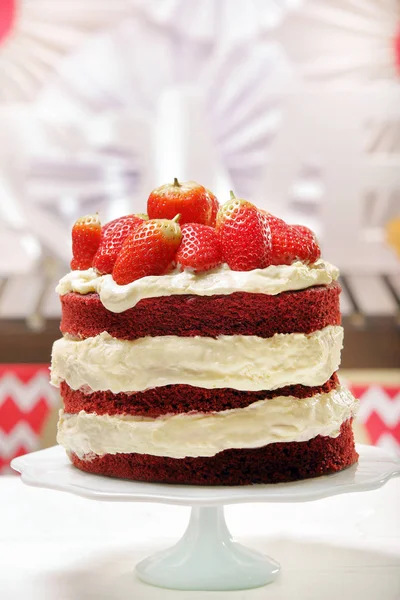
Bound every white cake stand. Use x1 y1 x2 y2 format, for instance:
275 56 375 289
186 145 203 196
12 444 400 591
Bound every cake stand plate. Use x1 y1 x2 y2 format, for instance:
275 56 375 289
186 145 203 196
12 445 400 591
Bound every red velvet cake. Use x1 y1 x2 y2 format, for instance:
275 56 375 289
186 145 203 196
51 181 359 485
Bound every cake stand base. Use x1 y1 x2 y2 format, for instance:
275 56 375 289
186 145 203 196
135 505 280 590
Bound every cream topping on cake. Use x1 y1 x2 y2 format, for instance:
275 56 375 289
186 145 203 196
57 386 358 459
50 326 343 393
56 260 339 313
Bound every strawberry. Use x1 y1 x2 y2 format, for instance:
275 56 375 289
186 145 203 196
70 214 102 271
93 214 143 274
292 224 321 263
176 223 223 272
216 193 272 271
262 213 321 265
147 178 214 226
112 216 182 285
207 189 220 227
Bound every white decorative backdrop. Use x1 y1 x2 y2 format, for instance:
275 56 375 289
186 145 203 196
0 0 399 319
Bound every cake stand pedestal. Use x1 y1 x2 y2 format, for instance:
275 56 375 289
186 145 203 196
11 445 400 592
136 504 279 590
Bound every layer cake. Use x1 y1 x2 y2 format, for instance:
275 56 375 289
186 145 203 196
51 182 359 485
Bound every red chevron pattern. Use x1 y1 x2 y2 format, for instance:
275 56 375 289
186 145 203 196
0 397 50 435
0 365 59 473
365 413 400 446
349 384 400 453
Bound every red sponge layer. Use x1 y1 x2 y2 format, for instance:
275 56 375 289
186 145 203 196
60 283 341 340
69 419 358 485
61 374 339 417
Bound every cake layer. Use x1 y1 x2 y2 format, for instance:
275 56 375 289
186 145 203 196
57 260 339 313
60 283 341 340
69 419 358 485
57 386 358 459
61 374 339 417
51 326 343 393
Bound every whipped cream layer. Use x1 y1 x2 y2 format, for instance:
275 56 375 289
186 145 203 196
57 386 358 459
56 260 339 313
51 326 343 393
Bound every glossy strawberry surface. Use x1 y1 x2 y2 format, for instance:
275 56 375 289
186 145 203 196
70 214 102 271
112 218 182 285
264 214 321 265
93 215 143 274
176 223 223 272
216 195 272 271
147 178 214 225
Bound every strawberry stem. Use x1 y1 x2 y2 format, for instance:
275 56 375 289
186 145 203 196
172 214 181 223
230 190 236 200
173 177 181 187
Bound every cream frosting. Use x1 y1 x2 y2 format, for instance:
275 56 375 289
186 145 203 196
57 386 358 459
56 260 339 313
50 326 343 393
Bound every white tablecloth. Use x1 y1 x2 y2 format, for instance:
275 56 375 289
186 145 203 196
0 475 399 600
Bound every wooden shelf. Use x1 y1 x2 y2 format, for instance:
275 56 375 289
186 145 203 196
0 319 60 364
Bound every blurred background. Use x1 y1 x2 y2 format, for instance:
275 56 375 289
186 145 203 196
0 0 399 472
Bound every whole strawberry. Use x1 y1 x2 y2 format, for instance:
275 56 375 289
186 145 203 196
176 223 223 272
263 213 321 265
93 214 143 274
216 193 272 271
112 216 182 285
70 214 102 270
292 224 321 263
147 178 215 226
